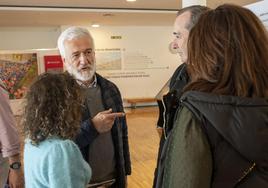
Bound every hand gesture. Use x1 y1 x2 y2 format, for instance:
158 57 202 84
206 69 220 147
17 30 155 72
92 109 125 133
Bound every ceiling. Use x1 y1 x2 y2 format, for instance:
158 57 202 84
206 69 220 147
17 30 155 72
0 0 260 27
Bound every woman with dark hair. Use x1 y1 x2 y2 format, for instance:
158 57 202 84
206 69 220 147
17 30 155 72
161 4 268 188
23 73 91 188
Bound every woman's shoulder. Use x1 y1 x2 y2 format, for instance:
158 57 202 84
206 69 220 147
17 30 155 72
25 138 78 153
45 138 78 152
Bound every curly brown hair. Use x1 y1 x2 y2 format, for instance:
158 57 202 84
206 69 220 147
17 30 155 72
23 72 83 145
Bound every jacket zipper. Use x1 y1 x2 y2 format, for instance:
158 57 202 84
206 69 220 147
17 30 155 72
162 98 168 139
236 163 256 185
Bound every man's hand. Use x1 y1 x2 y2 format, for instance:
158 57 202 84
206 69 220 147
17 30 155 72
92 109 125 133
8 169 24 188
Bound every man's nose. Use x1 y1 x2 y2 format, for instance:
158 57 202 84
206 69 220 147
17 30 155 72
171 41 179 49
79 53 88 64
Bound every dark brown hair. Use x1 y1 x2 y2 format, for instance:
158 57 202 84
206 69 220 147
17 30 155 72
177 5 210 31
23 73 83 145
186 4 268 97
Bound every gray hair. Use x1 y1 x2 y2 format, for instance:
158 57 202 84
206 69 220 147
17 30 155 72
57 26 95 58
177 5 209 31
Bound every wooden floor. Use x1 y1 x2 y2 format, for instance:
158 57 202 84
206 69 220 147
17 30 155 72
126 106 160 188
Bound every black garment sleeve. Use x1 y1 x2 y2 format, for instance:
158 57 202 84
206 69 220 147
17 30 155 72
121 116 131 175
75 119 99 149
169 63 188 90
115 87 131 175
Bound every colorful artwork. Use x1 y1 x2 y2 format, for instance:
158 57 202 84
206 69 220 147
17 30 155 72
0 53 38 99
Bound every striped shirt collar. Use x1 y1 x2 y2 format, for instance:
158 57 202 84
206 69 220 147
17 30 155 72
76 75 97 88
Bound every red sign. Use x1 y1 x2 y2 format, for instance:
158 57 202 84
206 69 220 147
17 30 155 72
44 55 63 73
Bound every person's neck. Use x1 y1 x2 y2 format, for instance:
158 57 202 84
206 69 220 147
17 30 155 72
76 76 95 88
81 79 92 86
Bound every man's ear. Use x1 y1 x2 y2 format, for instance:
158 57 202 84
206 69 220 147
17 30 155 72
62 57 66 64
61 57 67 71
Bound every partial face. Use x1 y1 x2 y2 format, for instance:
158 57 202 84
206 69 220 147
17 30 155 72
63 36 96 82
172 11 191 63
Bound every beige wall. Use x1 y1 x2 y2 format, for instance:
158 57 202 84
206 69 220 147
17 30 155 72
1 25 182 113
0 27 61 50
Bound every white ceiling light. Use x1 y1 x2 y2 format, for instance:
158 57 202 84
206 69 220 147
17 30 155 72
91 24 100 28
126 0 137 2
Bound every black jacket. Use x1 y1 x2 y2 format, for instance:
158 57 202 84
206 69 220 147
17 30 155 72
154 63 189 187
181 91 268 187
75 74 131 188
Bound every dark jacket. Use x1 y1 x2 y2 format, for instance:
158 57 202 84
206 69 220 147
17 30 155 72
157 63 189 135
159 91 268 188
154 63 189 187
181 91 268 188
169 63 188 91
75 73 131 188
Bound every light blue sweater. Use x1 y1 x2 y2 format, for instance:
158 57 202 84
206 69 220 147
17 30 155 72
24 138 91 188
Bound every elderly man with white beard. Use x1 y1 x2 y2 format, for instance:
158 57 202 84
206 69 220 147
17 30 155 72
57 26 131 188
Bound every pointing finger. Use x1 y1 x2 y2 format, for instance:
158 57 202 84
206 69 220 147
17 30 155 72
100 108 113 114
105 112 125 119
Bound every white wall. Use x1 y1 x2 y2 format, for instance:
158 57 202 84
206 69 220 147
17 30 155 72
61 25 180 98
1 25 182 113
0 25 180 99
0 27 61 50
245 0 268 31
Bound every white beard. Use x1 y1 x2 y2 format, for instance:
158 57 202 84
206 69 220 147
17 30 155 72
65 61 96 82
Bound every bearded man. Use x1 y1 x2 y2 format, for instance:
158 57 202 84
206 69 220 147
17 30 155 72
57 26 131 188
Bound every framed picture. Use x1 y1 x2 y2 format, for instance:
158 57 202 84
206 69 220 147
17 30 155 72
0 53 38 99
